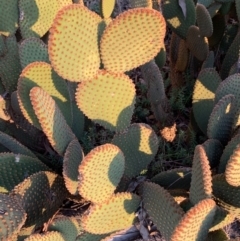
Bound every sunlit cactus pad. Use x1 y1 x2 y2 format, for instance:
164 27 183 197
63 139 84 195
0 193 26 240
189 145 212 205
19 0 59 38
0 153 50 193
82 192 140 234
112 123 159 178
76 70 136 132
78 144 125 204
0 0 18 36
19 37 50 69
18 62 72 130
49 4 101 82
30 87 75 156
100 8 166 73
171 199 217 241
101 0 115 18
24 231 65 241
129 0 152 8
11 171 68 228
142 182 184 241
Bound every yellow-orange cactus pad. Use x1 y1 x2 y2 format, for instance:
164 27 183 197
49 4 101 82
75 70 136 132
30 87 75 156
100 8 166 73
225 144 240 187
78 144 125 204
82 192 140 234
171 199 217 241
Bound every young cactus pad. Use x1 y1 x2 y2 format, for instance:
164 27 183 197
82 192 141 234
100 8 166 73
48 4 101 82
75 70 136 132
78 144 125 204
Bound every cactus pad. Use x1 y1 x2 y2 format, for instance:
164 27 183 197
63 139 84 195
0 153 50 193
78 144 125 204
82 192 140 234
18 62 72 129
49 4 101 82
24 232 65 241
129 0 152 8
142 182 184 241
75 70 136 132
225 144 240 187
101 0 115 18
11 171 68 228
100 8 166 73
19 37 50 69
189 145 212 205
19 0 59 38
112 123 159 178
0 0 18 36
170 199 217 241
30 87 75 156
0 193 27 240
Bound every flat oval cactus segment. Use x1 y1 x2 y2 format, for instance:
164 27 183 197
24 231 65 241
82 192 140 234
100 8 166 73
11 171 68 228
75 70 136 132
78 143 125 204
48 4 101 82
17 62 72 130
101 0 116 18
112 123 159 178
19 0 59 38
0 193 27 240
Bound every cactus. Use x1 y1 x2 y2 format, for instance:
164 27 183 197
75 70 136 132
78 144 125 204
101 0 116 18
129 0 153 8
24 232 65 241
112 123 159 178
81 192 140 234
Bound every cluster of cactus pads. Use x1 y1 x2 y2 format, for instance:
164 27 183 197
1 0 240 240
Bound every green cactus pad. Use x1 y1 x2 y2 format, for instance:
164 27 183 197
112 123 159 178
212 174 240 214
24 231 65 241
0 35 21 92
0 152 50 193
225 144 240 186
192 68 221 135
189 145 212 205
30 87 75 156
162 0 196 39
151 168 192 190
186 25 209 61
0 193 27 240
171 199 217 241
207 3 222 18
202 139 223 168
19 0 59 38
142 182 184 241
19 37 50 69
63 139 84 195
18 62 72 129
201 51 214 69
100 8 166 73
82 192 140 234
48 217 82 241
49 4 101 82
215 74 240 128
196 3 213 37
129 0 152 8
75 70 136 132
101 0 115 18
220 31 240 79
11 171 68 228
207 94 236 145
0 131 36 158
198 0 214 8
11 91 23 115
76 232 108 241
207 229 229 241
219 134 240 173
0 0 18 36
78 144 125 204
